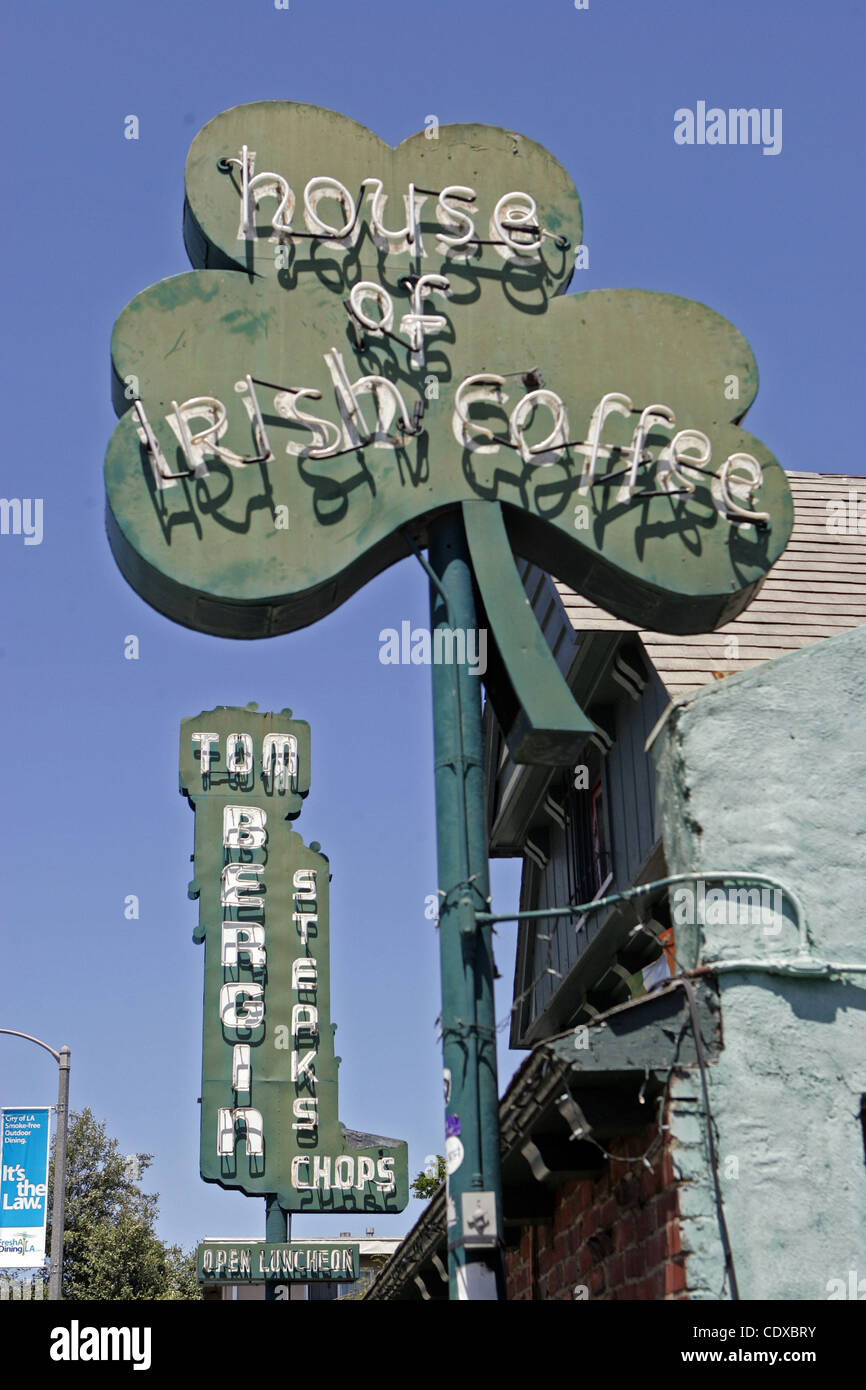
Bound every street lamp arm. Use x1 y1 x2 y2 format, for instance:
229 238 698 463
0 1027 62 1063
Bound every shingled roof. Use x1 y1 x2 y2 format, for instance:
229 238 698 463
551 471 866 694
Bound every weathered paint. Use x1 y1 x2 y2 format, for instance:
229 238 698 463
652 625 866 1299
463 498 596 763
428 517 505 1296
105 102 792 647
181 705 408 1213
105 276 791 640
182 101 582 291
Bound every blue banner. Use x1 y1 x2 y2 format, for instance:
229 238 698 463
0 1108 52 1268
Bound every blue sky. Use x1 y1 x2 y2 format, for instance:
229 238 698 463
1 0 863 1253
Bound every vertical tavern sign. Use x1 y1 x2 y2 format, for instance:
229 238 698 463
0 1108 52 1268
181 706 408 1211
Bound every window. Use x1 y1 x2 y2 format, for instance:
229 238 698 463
565 773 611 907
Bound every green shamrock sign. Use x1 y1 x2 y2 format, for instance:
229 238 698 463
105 102 792 749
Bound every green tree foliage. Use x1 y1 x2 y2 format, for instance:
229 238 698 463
410 1155 445 1200
48 1108 201 1300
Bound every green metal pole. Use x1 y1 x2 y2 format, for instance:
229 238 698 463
265 1196 288 1301
427 514 505 1301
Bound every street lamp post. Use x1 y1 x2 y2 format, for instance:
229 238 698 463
0 1029 71 1300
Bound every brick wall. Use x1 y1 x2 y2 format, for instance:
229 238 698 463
505 1124 686 1300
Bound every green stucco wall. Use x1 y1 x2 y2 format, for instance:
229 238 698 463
652 625 866 1300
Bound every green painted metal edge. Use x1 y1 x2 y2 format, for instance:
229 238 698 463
463 498 596 765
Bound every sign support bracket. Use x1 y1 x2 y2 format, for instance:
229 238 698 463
265 1195 289 1301
462 499 597 765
